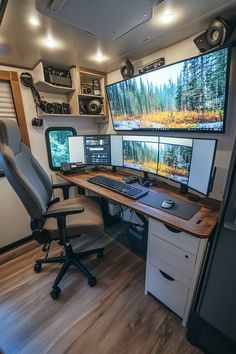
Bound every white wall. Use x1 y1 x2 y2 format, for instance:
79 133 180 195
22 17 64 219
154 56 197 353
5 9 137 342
100 36 236 201
0 64 99 248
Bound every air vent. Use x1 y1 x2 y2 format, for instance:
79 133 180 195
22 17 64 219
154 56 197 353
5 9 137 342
37 0 154 40
50 0 68 12
140 37 151 43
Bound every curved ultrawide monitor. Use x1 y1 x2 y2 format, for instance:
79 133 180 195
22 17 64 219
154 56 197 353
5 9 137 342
106 47 230 133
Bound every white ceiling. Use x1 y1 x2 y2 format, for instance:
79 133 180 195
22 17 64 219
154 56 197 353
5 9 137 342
0 0 236 72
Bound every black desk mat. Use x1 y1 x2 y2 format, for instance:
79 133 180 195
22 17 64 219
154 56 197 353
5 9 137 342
139 191 200 220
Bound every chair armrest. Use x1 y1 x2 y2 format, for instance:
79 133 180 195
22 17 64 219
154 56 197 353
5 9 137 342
43 206 84 219
52 182 75 200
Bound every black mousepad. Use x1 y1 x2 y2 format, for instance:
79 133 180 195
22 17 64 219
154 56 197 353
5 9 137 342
139 191 200 220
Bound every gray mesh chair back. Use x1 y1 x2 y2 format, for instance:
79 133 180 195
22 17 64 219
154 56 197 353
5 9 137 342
0 118 52 219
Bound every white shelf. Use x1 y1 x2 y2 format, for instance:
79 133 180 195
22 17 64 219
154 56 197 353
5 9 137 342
38 113 106 119
78 93 104 100
78 114 106 118
34 80 75 94
38 114 78 118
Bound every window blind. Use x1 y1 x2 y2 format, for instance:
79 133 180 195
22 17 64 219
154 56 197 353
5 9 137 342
0 80 17 176
0 80 17 119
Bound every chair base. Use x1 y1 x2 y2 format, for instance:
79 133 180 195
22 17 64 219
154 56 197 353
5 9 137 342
34 242 104 299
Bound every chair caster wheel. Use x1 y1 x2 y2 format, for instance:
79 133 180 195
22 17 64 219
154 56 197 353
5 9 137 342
50 286 61 300
34 263 42 273
97 251 104 259
88 277 96 287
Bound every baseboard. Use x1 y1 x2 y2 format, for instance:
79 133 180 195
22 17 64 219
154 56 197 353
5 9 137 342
187 313 236 354
0 235 33 254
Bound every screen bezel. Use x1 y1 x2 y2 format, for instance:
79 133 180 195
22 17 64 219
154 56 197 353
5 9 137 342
106 46 231 134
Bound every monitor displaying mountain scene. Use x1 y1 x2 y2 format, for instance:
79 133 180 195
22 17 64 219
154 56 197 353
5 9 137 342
123 136 158 173
106 47 230 132
158 138 193 184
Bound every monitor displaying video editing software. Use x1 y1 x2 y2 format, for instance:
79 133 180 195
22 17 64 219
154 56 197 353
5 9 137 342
69 135 111 166
84 135 111 165
68 134 217 195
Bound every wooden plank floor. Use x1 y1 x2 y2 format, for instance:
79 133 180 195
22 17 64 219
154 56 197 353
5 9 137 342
0 223 202 354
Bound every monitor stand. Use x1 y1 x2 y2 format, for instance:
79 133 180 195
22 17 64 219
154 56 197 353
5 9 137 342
180 183 188 194
180 183 200 201
140 171 152 187
111 166 117 173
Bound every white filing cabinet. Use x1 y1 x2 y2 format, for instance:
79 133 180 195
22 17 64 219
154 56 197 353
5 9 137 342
145 218 208 326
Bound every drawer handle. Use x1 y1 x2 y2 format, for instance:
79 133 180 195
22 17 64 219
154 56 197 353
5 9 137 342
164 224 181 233
159 269 175 281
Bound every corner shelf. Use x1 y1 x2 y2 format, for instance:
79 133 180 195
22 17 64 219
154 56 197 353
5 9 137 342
76 66 109 123
31 62 109 122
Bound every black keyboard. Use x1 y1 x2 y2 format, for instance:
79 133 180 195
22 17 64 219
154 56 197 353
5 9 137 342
88 175 148 199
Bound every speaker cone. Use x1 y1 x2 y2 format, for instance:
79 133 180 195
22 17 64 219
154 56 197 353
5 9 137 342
85 99 102 115
206 17 229 47
120 58 134 79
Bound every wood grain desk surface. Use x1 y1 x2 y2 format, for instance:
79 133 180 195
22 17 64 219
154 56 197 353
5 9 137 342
58 168 220 239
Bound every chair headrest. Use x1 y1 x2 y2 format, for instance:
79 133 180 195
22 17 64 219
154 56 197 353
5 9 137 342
0 118 22 154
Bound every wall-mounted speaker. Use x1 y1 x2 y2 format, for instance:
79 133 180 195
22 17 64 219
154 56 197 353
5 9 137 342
120 58 134 79
193 16 233 53
84 99 102 115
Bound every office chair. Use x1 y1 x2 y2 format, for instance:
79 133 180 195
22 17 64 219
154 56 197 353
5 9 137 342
0 118 104 299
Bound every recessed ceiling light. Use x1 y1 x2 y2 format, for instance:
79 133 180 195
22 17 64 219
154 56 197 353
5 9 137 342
160 11 174 23
95 52 107 62
29 16 40 27
45 35 56 48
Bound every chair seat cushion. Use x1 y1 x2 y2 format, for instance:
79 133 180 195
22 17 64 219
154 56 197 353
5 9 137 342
44 196 104 239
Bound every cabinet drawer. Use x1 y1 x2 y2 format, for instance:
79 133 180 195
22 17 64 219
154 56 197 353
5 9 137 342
149 234 196 277
148 253 192 288
149 219 200 254
147 264 188 318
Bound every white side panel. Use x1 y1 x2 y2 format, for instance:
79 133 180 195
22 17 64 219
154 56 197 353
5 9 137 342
110 135 123 166
189 140 216 195
69 136 85 163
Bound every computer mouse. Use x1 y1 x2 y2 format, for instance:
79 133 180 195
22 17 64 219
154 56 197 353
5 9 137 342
161 200 175 209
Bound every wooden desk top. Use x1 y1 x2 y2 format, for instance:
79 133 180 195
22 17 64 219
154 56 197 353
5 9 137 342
58 169 220 239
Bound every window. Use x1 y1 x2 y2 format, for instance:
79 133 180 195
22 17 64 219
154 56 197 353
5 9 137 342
45 127 76 170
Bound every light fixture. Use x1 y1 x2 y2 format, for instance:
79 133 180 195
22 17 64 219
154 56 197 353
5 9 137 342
29 15 40 27
95 52 107 62
45 35 56 48
160 11 174 24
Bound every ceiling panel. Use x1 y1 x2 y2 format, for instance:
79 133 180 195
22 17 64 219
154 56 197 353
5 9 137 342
0 0 235 71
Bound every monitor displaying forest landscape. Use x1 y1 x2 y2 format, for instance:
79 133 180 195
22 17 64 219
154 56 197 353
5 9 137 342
158 138 192 184
106 47 230 132
123 136 158 173
122 136 193 184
